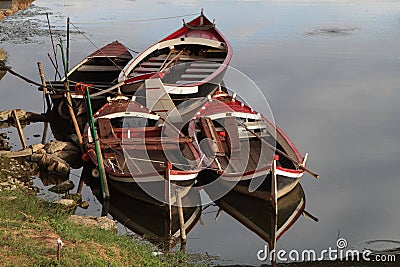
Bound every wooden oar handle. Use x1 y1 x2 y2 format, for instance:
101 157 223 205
298 164 320 179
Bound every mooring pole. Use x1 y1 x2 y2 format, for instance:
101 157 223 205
37 62 51 144
176 188 187 250
270 155 278 267
66 17 70 74
86 87 110 200
11 110 27 149
59 38 84 151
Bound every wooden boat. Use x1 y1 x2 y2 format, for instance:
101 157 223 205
186 89 306 198
207 183 305 253
116 11 232 103
45 41 133 141
83 95 202 199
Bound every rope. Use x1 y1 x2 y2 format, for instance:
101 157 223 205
71 12 200 25
1 66 43 88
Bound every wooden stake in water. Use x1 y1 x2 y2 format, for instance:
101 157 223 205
11 110 27 149
59 38 84 151
37 62 50 144
271 155 279 267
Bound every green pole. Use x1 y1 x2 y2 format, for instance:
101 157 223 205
86 87 109 200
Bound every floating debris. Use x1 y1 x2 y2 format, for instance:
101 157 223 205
306 27 359 36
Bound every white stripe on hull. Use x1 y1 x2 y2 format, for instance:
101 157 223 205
108 172 198 183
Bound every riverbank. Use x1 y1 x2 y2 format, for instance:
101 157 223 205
0 0 34 21
0 156 186 266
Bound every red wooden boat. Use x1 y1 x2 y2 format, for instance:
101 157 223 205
186 89 307 198
83 96 202 195
117 11 232 102
45 41 133 141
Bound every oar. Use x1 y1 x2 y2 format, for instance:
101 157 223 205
160 50 185 72
239 122 320 179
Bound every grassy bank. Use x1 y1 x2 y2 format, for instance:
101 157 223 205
0 188 187 266
0 156 187 266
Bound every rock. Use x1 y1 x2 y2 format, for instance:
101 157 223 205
0 148 32 158
30 153 44 162
44 141 79 154
68 215 116 232
53 199 76 209
63 193 82 204
31 143 45 153
53 150 82 168
0 182 9 187
0 110 10 121
36 148 46 154
11 109 29 122
80 201 89 209
37 153 70 174
49 180 74 194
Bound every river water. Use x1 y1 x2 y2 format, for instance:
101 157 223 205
1 0 400 266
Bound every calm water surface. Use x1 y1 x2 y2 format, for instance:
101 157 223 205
1 1 400 265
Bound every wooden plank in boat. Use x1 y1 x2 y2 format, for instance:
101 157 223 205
134 67 160 73
77 65 122 72
140 62 163 67
98 118 116 138
180 74 209 80
189 62 220 68
200 117 225 157
185 68 215 74
224 116 241 159
148 55 225 63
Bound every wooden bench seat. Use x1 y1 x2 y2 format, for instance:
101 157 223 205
77 65 123 72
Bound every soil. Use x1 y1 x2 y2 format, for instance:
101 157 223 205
0 0 34 21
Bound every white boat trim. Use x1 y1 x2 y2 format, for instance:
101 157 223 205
98 111 160 121
108 171 198 183
169 172 199 181
206 112 262 121
275 168 304 179
165 85 199 94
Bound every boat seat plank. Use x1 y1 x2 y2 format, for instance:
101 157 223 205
77 65 123 72
140 62 163 68
200 117 225 157
148 55 225 63
180 74 209 80
185 68 215 74
189 62 220 68
134 67 160 73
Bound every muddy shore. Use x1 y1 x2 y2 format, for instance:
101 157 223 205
0 0 34 21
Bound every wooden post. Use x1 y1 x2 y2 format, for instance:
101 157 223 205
86 87 110 200
270 155 278 267
65 91 84 150
37 62 50 144
37 62 51 110
11 110 27 149
176 189 187 242
59 38 84 152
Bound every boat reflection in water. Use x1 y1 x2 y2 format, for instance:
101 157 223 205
83 164 202 251
205 182 306 265
83 162 306 260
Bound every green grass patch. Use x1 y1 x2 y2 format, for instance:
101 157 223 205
0 188 188 266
